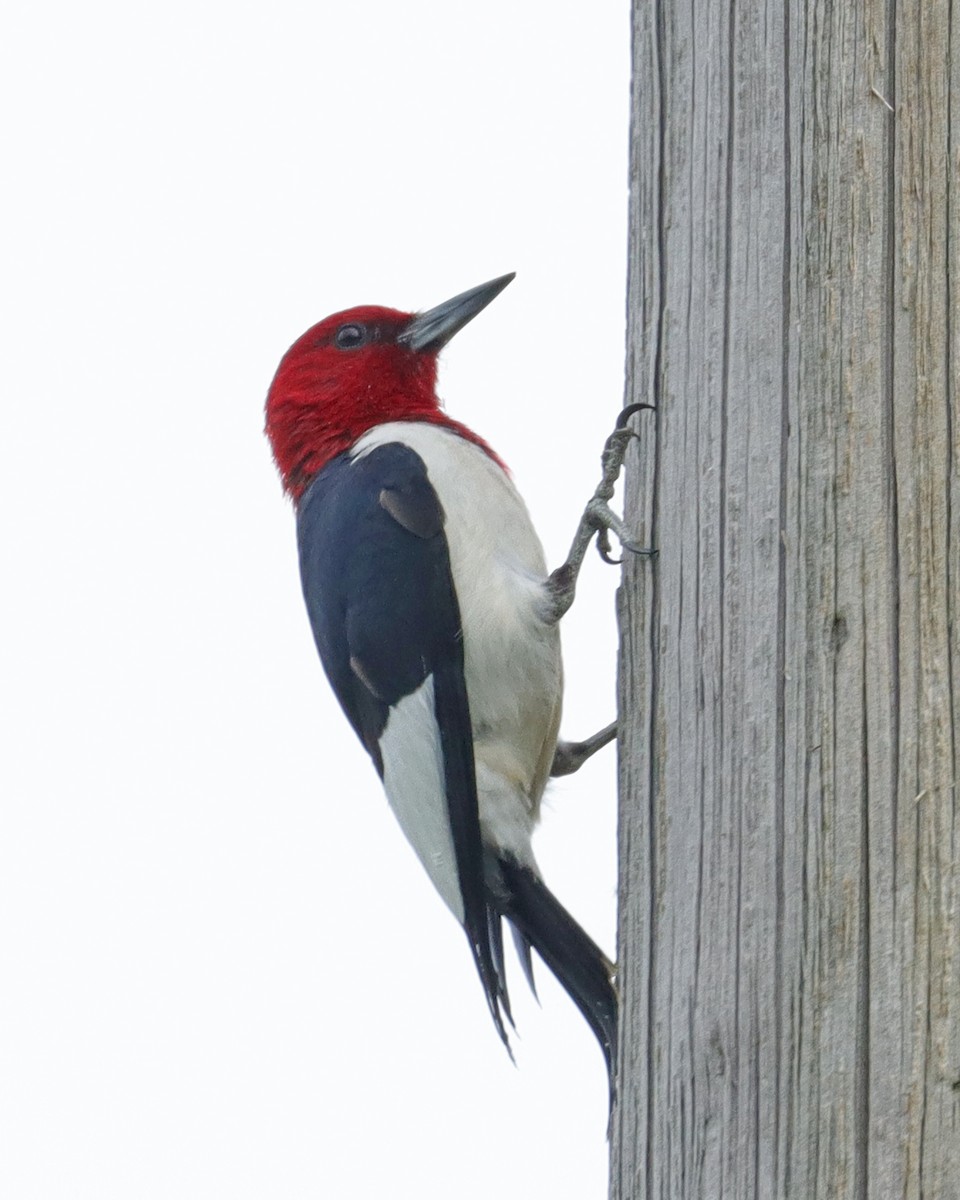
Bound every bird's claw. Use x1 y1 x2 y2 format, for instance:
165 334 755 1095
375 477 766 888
546 405 655 621
615 402 655 429
589 500 656 567
597 525 618 565
597 525 658 566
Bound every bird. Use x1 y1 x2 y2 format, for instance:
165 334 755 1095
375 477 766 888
264 273 643 1089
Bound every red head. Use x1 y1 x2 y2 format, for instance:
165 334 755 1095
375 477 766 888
265 274 515 498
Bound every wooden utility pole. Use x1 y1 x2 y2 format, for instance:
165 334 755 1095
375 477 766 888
612 1 958 1197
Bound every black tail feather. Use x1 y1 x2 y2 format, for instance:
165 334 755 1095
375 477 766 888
493 857 618 1089
465 921 515 1062
509 922 538 1000
486 905 514 1029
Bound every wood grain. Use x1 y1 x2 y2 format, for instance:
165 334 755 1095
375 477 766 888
611 1 958 1196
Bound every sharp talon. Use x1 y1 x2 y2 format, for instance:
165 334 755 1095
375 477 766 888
594 524 656 565
615 402 656 428
596 529 622 565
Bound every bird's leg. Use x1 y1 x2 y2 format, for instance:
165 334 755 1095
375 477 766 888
550 721 618 777
545 403 656 623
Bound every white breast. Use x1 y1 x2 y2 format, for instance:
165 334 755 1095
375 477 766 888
352 421 562 870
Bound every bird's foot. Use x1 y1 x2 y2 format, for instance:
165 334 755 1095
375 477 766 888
546 404 656 622
550 721 618 777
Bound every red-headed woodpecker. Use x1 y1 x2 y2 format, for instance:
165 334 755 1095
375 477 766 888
265 275 647 1089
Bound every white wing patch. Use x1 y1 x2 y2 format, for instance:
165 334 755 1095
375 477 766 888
379 675 465 923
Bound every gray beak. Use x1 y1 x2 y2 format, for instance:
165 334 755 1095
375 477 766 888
398 273 516 353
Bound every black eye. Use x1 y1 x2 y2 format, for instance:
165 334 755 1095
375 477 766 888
335 323 367 350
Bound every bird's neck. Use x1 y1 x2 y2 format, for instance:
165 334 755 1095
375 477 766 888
268 405 506 500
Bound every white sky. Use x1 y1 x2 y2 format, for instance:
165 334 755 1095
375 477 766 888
2 3 630 1196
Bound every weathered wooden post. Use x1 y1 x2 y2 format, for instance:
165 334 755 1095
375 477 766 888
611 1 959 1196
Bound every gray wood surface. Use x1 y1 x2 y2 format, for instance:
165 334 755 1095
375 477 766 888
611 1 958 1196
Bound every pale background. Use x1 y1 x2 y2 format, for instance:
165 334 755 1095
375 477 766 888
1 2 630 1195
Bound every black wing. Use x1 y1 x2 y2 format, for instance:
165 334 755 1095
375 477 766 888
296 443 511 1045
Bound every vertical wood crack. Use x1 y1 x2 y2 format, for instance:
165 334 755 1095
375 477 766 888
774 0 793 1190
856 571 872 1200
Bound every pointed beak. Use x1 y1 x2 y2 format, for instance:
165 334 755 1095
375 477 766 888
398 273 516 353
